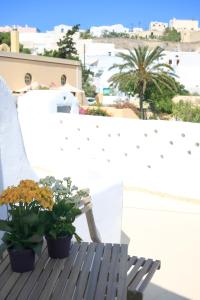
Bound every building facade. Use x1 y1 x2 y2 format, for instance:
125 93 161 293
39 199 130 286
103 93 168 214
0 52 82 92
181 30 200 42
0 25 38 33
149 22 168 32
169 18 199 31
90 24 129 37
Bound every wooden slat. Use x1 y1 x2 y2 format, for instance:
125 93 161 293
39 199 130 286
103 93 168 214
138 260 161 292
106 244 121 300
38 258 66 300
17 248 49 300
94 243 113 300
117 244 128 300
128 259 153 291
127 256 138 269
84 243 105 300
0 271 21 299
7 244 47 300
0 264 12 290
73 243 97 300
0 256 9 275
51 243 81 299
28 257 57 300
60 242 89 300
127 257 145 286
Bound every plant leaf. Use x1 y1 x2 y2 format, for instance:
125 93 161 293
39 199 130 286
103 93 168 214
32 241 43 257
0 220 12 232
0 243 7 258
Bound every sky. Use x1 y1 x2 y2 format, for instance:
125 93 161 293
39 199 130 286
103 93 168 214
1 0 200 31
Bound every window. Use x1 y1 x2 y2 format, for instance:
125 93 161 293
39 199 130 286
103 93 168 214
24 73 32 85
61 74 67 85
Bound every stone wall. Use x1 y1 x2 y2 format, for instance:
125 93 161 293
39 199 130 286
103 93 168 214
94 38 200 52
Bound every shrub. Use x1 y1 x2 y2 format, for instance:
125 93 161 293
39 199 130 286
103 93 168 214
84 107 111 116
172 101 200 122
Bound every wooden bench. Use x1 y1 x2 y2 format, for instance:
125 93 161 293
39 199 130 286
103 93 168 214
127 256 161 300
0 242 160 300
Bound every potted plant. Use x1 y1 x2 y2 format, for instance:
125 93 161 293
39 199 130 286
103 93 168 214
39 176 89 259
0 180 53 273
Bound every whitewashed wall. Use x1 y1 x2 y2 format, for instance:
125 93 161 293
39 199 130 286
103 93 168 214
18 113 200 201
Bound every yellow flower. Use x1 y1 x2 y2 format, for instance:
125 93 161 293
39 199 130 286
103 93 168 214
0 180 54 208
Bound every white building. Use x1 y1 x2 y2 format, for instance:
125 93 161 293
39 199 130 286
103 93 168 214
0 24 38 33
149 21 168 32
90 24 129 37
19 25 80 54
131 27 144 33
169 18 199 31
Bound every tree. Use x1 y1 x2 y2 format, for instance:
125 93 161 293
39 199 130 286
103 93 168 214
109 46 177 119
81 65 96 97
0 32 10 46
172 101 200 122
19 44 31 54
80 30 94 39
145 80 188 114
42 25 80 60
161 28 181 42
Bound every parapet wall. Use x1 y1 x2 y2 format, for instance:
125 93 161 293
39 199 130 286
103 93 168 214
19 113 200 201
95 37 200 51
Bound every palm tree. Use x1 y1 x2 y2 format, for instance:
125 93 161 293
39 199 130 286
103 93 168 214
109 46 177 119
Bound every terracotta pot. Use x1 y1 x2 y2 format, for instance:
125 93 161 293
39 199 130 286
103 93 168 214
45 235 72 258
8 248 35 273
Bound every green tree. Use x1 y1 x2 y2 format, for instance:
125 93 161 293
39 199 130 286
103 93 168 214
56 24 79 59
19 44 31 54
161 28 181 42
82 65 96 97
145 81 188 114
172 101 200 122
109 46 177 119
0 32 10 46
80 29 93 39
42 25 80 60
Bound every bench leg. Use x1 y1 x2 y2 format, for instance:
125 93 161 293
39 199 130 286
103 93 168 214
127 290 143 300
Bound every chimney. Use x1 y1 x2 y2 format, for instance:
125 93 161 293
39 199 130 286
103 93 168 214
11 28 19 53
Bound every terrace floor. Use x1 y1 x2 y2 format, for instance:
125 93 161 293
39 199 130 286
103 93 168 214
122 187 200 300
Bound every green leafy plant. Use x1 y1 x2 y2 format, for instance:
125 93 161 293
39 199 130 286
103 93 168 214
160 28 181 42
85 107 111 116
42 25 80 60
39 176 89 241
172 101 200 122
0 180 53 257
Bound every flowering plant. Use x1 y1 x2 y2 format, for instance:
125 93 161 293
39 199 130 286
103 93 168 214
0 180 53 257
39 176 89 241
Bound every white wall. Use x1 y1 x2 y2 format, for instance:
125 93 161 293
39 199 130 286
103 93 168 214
18 113 200 201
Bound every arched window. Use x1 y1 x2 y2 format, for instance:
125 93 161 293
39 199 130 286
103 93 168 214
24 73 32 85
61 74 67 85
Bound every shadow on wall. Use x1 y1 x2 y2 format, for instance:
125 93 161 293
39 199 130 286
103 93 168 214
121 230 130 244
144 283 190 300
